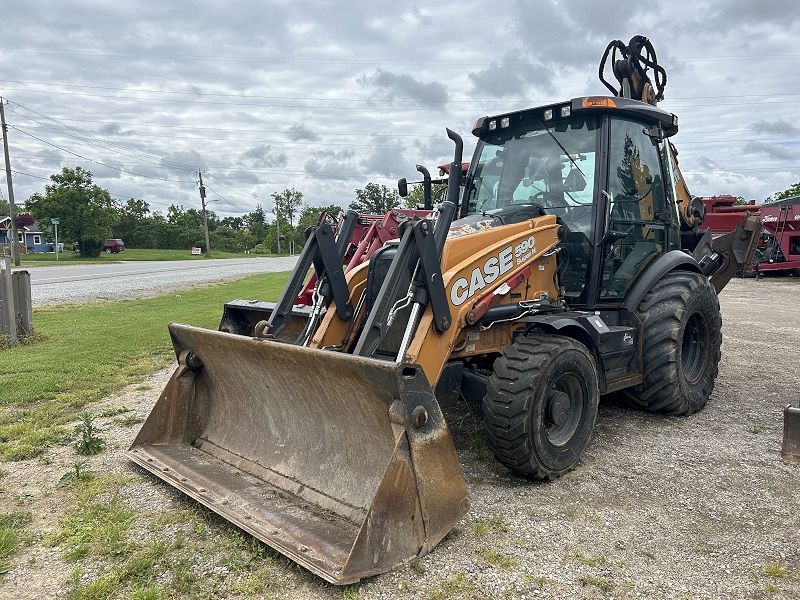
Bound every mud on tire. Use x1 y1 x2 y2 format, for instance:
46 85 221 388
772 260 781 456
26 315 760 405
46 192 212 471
622 270 722 415
482 334 599 480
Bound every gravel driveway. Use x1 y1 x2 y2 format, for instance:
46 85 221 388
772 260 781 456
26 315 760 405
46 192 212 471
2 276 798 600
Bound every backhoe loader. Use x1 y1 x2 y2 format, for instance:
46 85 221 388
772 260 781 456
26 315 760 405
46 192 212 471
127 36 761 584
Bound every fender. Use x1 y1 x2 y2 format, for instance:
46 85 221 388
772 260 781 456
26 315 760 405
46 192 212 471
623 250 703 312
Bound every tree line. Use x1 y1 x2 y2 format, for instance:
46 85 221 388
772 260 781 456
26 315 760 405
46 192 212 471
15 167 437 257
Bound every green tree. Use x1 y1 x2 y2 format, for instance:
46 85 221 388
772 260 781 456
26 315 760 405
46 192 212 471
296 204 343 247
271 189 304 253
114 198 150 247
767 182 800 203
402 182 447 209
350 183 399 214
25 167 119 257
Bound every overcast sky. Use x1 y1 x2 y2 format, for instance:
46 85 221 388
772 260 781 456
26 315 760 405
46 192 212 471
1 0 799 218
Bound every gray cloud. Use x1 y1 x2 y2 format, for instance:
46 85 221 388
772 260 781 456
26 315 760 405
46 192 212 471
286 124 321 142
749 120 799 137
357 69 449 105
411 6 432 26
742 141 799 161
468 51 556 98
237 144 288 169
160 150 207 173
360 140 412 176
706 0 800 28
98 123 136 135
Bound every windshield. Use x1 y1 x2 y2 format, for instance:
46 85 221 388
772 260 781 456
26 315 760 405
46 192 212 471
464 117 599 235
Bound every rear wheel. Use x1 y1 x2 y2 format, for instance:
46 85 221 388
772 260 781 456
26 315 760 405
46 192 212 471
622 270 721 415
483 334 599 480
104 247 112 254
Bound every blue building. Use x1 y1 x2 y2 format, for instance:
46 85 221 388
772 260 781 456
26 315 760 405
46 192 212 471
0 217 55 254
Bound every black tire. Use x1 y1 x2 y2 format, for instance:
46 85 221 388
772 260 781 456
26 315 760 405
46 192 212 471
104 247 112 254
622 270 721 415
483 334 599 480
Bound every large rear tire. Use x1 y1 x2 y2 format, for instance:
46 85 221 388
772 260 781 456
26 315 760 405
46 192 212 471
622 270 721 415
483 334 599 480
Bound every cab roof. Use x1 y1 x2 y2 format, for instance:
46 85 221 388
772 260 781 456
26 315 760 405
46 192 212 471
471 96 679 138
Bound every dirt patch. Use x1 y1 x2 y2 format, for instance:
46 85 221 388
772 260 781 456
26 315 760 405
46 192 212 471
1 276 799 599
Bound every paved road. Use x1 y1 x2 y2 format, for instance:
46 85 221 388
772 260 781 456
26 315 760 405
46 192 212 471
15 257 299 307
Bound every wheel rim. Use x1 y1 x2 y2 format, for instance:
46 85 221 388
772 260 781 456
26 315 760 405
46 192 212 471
544 372 585 446
682 312 708 384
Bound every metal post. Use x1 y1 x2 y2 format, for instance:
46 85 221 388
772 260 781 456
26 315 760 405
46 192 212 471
0 98 20 266
198 171 211 257
55 221 59 262
276 218 281 255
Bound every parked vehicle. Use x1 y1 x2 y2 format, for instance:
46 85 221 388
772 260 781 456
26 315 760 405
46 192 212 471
102 239 125 254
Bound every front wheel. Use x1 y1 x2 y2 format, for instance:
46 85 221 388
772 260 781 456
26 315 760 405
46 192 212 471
622 270 721 415
104 248 112 254
483 334 599 480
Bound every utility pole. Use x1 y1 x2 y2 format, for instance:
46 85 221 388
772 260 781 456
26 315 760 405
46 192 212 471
198 171 211 257
0 98 20 267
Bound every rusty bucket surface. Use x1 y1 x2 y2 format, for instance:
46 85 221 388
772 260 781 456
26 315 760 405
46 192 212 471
126 323 469 584
782 405 800 463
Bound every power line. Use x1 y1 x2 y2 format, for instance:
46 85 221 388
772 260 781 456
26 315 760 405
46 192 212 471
4 45 800 63
3 78 796 103
10 125 193 183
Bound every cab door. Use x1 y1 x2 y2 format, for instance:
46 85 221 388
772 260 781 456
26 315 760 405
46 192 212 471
597 118 670 303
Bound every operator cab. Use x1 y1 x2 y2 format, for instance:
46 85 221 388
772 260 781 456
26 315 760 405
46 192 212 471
459 96 682 309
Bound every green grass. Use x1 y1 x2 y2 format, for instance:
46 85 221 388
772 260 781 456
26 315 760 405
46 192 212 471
581 574 612 591
478 549 518 567
0 511 33 577
429 572 489 600
764 562 788 577
19 248 288 266
470 515 509 536
0 271 290 460
571 552 606 567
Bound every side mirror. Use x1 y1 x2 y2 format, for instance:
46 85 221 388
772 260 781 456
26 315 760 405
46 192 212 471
397 178 408 197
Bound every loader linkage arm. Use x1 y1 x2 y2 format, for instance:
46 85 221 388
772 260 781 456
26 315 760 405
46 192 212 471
692 215 762 294
260 210 359 339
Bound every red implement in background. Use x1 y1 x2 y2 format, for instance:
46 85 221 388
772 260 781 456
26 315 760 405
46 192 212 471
295 209 432 305
754 196 800 274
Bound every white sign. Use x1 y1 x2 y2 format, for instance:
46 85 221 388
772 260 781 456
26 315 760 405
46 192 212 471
191 247 202 255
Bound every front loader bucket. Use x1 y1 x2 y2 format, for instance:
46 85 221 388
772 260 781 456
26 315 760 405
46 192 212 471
126 323 469 584
782 405 800 463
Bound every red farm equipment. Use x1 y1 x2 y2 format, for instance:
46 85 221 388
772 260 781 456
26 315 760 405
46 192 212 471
754 196 800 275
700 195 761 236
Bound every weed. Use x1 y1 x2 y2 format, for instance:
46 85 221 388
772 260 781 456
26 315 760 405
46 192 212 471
410 559 426 574
98 406 130 418
581 574 612 591
58 460 94 487
135 385 152 391
765 581 780 592
471 514 509 535
73 412 106 455
468 475 485 484
479 549 518 567
747 425 763 434
765 562 788 577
